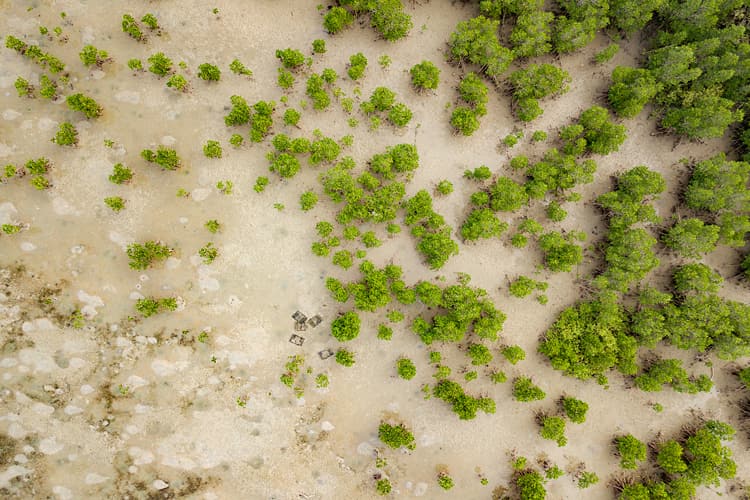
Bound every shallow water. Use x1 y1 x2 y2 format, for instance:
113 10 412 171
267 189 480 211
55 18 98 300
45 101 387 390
1 1 748 499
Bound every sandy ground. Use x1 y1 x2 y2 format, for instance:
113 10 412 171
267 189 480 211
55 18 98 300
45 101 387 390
0 0 748 499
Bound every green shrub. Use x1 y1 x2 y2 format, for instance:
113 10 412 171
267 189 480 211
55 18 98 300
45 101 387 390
397 358 417 380
104 196 125 212
561 396 588 423
141 13 159 30
378 422 416 450
198 242 218 264
126 241 172 270
331 311 361 342
122 14 144 41
79 44 108 67
312 39 326 54
300 191 318 211
502 345 525 364
594 43 619 64
203 140 222 158
135 297 177 317
388 103 412 127
324 6 354 34
52 122 78 146
229 59 252 76
147 52 172 76
109 163 133 184
141 146 180 170
513 377 545 401
39 75 57 99
615 434 647 469
437 473 454 490
410 60 440 91
66 93 102 118
14 77 33 97
375 478 391 495
347 52 368 80
197 63 221 81
166 74 188 92
539 415 567 446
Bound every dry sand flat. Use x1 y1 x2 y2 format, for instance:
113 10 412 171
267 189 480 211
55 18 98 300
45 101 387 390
0 1 748 499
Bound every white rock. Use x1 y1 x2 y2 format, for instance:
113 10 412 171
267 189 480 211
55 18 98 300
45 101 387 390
6 423 25 439
129 291 145 300
0 357 18 368
13 454 27 464
108 231 128 248
52 485 73 500
126 375 148 390
32 402 54 415
84 473 109 485
69 358 86 369
356 442 375 456
414 482 428 496
321 421 335 432
64 405 83 415
178 217 188 224
161 136 176 146
20 242 36 252
52 197 78 216
39 437 64 455
91 70 106 80
77 290 105 318
0 466 31 489
2 109 22 120
0 202 18 225
80 384 95 395
115 90 140 104
18 349 56 373
191 188 211 202
153 479 169 490
37 117 58 131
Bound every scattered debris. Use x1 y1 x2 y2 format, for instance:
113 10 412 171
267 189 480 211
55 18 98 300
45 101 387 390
292 310 307 323
318 348 334 360
307 314 322 327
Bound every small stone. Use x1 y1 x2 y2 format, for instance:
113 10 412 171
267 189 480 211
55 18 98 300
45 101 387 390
153 479 169 490
321 421 335 432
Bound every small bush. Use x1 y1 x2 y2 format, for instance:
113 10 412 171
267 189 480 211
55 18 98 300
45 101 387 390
66 93 102 118
513 376 545 401
397 358 417 380
378 422 416 450
410 60 440 91
147 52 172 76
561 396 588 423
197 63 221 81
52 122 78 146
347 52 368 80
203 140 222 158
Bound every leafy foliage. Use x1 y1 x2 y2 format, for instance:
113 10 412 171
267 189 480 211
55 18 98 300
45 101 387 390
561 396 588 423
66 93 102 119
615 434 647 469
539 415 567 446
448 16 513 79
126 241 172 270
539 293 632 380
378 422 416 450
512 376 545 402
410 60 440 91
